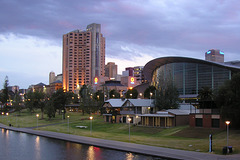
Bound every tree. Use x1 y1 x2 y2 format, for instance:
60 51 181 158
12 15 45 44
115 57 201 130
45 99 55 120
155 74 179 111
12 91 22 115
24 90 45 119
1 76 9 109
79 85 98 115
109 89 120 98
94 90 104 114
51 88 72 119
125 88 138 99
197 87 216 108
144 85 156 99
24 91 36 114
215 73 240 128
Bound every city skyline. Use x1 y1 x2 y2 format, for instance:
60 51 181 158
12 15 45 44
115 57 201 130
1 0 240 89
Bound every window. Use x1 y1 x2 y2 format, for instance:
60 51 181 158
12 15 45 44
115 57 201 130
195 118 203 127
212 119 220 128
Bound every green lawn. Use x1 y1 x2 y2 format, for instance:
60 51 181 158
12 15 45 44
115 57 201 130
0 110 239 155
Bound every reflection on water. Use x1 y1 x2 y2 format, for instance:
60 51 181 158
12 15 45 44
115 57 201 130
126 152 134 160
87 146 95 160
0 129 167 160
35 136 40 160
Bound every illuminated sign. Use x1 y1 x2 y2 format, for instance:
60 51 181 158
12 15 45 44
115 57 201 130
207 51 211 54
94 77 98 84
220 51 224 55
130 77 135 84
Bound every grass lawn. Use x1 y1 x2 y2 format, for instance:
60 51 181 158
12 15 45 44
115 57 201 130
0 110 239 155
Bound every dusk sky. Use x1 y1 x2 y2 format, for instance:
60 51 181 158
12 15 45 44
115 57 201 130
1 0 240 89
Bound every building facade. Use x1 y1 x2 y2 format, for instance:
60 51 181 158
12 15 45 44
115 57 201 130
62 23 105 92
49 71 56 85
143 57 240 98
205 49 224 63
105 62 118 79
134 66 145 84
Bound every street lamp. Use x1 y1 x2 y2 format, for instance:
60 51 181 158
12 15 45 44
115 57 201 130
6 113 9 124
130 93 132 98
67 116 70 133
128 118 132 141
150 92 153 107
36 114 39 128
136 116 138 125
225 121 230 149
90 116 93 136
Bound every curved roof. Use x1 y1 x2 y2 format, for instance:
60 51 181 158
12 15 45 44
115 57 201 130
143 56 240 82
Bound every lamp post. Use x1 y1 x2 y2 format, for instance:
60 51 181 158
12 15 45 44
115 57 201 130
136 116 138 125
128 118 131 141
2 112 4 118
36 114 39 128
90 116 93 136
130 93 132 99
6 113 9 124
150 92 153 107
67 116 70 133
225 121 230 148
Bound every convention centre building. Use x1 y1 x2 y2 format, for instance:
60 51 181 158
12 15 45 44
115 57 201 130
143 56 240 99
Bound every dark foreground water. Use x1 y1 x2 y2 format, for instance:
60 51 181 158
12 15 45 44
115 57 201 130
0 129 167 160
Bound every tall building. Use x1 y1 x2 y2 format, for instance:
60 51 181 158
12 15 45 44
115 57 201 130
49 71 56 84
62 23 105 92
105 62 118 79
122 67 134 76
205 49 224 63
134 66 145 83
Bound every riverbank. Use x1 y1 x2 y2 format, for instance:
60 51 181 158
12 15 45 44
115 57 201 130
1 124 240 160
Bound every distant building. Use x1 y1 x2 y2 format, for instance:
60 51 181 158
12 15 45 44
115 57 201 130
122 67 134 76
7 85 19 93
134 66 145 84
29 83 49 93
62 23 105 92
49 71 56 84
105 62 118 79
101 80 127 99
205 49 224 63
121 76 140 90
49 80 63 94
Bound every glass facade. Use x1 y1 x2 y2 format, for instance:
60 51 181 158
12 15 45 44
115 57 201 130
152 62 231 95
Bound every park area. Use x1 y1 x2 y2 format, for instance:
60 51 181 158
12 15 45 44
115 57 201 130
0 109 239 155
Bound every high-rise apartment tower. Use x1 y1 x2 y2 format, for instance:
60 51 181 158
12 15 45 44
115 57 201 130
62 23 105 92
205 49 224 63
105 62 118 79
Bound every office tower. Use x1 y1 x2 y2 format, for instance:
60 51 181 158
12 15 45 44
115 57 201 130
105 62 118 79
49 71 56 84
62 23 105 92
205 49 224 63
122 67 134 76
134 66 145 83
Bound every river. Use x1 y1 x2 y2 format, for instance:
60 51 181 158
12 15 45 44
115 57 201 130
0 129 167 160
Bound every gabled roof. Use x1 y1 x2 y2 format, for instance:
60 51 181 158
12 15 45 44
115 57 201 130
103 99 126 107
166 109 190 115
103 98 153 108
51 80 62 84
35 82 46 86
124 99 152 107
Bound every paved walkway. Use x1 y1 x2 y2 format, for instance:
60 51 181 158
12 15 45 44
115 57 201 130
0 124 240 160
